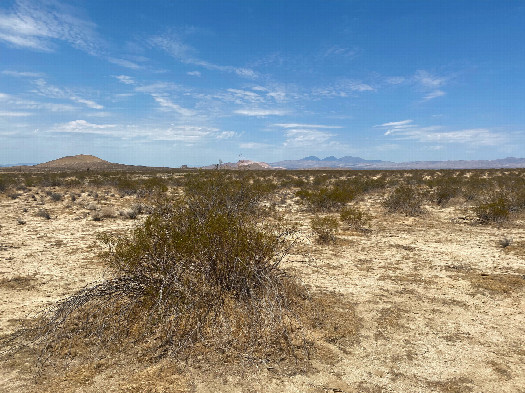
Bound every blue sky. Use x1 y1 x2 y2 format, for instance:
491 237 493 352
1 0 524 166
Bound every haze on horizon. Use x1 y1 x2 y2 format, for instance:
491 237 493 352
1 0 524 167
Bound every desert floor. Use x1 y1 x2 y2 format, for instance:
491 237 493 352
1 183 524 392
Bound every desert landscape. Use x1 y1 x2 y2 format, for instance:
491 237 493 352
0 157 524 392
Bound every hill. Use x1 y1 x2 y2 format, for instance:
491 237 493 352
0 155 171 172
34 155 116 169
271 156 525 170
201 160 277 170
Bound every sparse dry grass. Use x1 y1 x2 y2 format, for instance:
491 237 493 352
0 275 37 291
468 272 525 295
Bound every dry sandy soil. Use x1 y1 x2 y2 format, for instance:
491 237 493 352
0 181 524 392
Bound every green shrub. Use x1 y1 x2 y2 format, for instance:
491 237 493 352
36 209 51 220
340 206 371 230
310 215 339 244
141 176 168 193
28 171 311 365
473 195 510 223
427 175 463 206
115 177 141 195
50 192 62 202
383 185 424 216
296 186 356 211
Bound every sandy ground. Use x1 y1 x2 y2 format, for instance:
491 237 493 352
1 186 524 392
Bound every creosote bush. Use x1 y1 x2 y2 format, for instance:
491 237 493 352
473 194 510 223
23 172 316 367
340 206 371 231
383 185 424 216
50 192 63 202
310 215 339 244
35 209 51 220
296 186 356 211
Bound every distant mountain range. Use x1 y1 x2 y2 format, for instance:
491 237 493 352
270 156 525 170
0 163 38 167
2 155 525 171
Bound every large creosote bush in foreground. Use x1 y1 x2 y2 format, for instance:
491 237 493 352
26 172 311 366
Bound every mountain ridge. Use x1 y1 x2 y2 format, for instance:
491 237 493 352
271 156 525 170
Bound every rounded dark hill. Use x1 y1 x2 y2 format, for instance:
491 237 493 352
34 154 127 170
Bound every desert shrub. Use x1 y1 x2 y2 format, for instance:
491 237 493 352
99 206 116 218
310 215 339 244
120 208 137 219
507 183 525 212
7 192 21 200
40 174 64 188
35 209 51 220
183 171 273 217
383 185 424 216
473 194 510 223
462 176 490 201
85 202 98 211
340 206 371 231
141 176 168 194
0 177 6 193
296 186 356 211
50 192 62 202
498 237 513 248
115 177 141 196
427 175 463 206
24 171 314 366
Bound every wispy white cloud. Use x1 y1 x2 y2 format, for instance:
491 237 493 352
377 119 414 129
412 70 452 101
33 78 104 109
54 120 116 134
240 142 271 149
187 70 201 77
385 76 406 85
283 128 334 147
422 89 446 101
70 97 103 110
323 45 358 58
5 97 76 112
150 33 258 79
0 0 101 54
225 89 264 104
312 79 374 98
272 123 337 148
2 70 44 78
134 82 182 94
114 75 135 85
249 84 300 103
148 125 237 142
234 108 288 117
108 57 141 70
378 120 509 146
414 70 448 89
151 94 195 116
0 110 32 117
274 123 342 129
49 120 237 143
